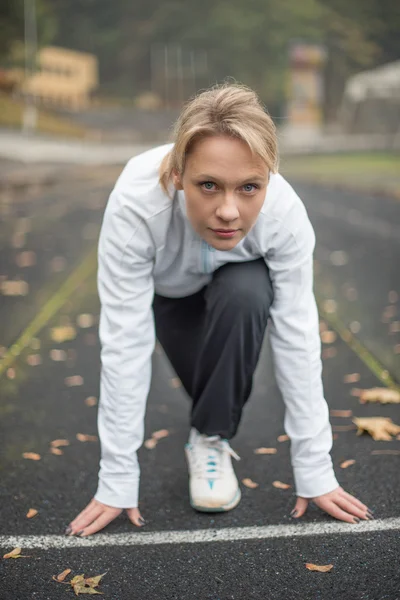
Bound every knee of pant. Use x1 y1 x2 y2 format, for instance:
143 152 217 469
223 281 273 316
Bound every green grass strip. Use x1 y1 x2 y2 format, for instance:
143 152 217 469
0 244 98 378
315 292 400 393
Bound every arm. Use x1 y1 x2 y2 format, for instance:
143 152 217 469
265 202 340 498
94 190 156 509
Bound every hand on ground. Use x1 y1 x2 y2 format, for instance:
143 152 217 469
65 498 145 537
291 486 374 523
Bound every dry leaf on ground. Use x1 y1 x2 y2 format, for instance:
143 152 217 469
170 377 182 388
272 481 292 489
353 417 400 441
144 438 158 449
77 314 94 329
22 452 41 460
76 434 98 442
254 447 277 454
50 326 76 343
343 373 360 383
52 569 72 582
340 460 356 469
85 397 98 407
26 508 38 518
49 349 67 361
305 563 334 572
50 439 70 448
320 331 337 344
277 435 289 442
3 548 31 559
65 375 84 387
50 447 63 455
53 572 107 596
242 478 259 489
352 387 400 404
151 429 169 440
330 409 352 417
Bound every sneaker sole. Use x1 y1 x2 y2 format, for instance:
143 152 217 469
190 487 242 513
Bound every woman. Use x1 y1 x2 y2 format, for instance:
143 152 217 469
65 82 374 537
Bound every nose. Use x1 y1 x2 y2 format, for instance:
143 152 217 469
215 193 240 222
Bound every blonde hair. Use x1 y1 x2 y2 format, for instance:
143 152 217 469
159 81 279 196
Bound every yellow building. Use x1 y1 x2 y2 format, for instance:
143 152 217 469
20 46 98 111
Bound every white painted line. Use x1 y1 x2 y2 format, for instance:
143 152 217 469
1 518 399 549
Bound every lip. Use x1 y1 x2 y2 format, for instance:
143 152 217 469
212 229 238 239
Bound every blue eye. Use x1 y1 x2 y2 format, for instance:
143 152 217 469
200 182 215 191
242 184 258 192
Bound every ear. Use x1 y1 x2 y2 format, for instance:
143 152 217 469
172 169 184 190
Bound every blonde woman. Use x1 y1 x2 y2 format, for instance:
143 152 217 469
65 83 374 537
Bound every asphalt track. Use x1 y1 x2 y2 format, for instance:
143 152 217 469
0 171 399 599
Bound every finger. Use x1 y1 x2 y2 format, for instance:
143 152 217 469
332 496 371 520
66 498 97 528
68 503 104 535
317 500 363 524
126 507 145 527
79 510 119 537
292 497 308 518
337 489 370 513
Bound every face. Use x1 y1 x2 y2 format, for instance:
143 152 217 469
172 135 269 250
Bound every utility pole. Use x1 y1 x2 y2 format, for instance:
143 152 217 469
22 0 38 133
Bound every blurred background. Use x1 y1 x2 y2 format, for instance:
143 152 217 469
0 0 399 145
0 0 399 391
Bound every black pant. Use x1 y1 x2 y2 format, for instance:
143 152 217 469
152 258 274 440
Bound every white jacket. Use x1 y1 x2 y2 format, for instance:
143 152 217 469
94 143 340 508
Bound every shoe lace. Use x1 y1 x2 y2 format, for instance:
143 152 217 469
192 435 241 478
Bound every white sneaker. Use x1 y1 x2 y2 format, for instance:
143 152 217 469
185 427 241 512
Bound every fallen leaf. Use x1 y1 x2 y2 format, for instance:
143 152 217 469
144 438 158 449
26 508 38 518
332 425 357 431
170 377 181 389
50 447 63 455
85 397 98 407
277 434 289 442
70 575 86 586
84 573 107 588
353 417 400 441
1 280 29 296
65 375 84 387
320 331 337 344
151 429 169 440
49 349 67 361
76 434 98 442
272 481 292 489
77 314 94 329
353 387 400 404
22 452 41 460
26 354 42 366
343 373 360 384
50 439 70 448
3 547 31 559
50 256 67 273
242 478 259 489
305 563 334 572
73 584 103 595
254 447 277 454
16 251 36 268
322 347 337 359
50 326 76 343
322 299 337 314
389 321 400 334
340 460 356 469
7 368 16 379
52 568 72 582
330 409 353 417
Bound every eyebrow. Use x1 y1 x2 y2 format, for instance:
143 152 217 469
193 173 267 183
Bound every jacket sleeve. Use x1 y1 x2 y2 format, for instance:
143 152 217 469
265 202 340 498
94 190 156 508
